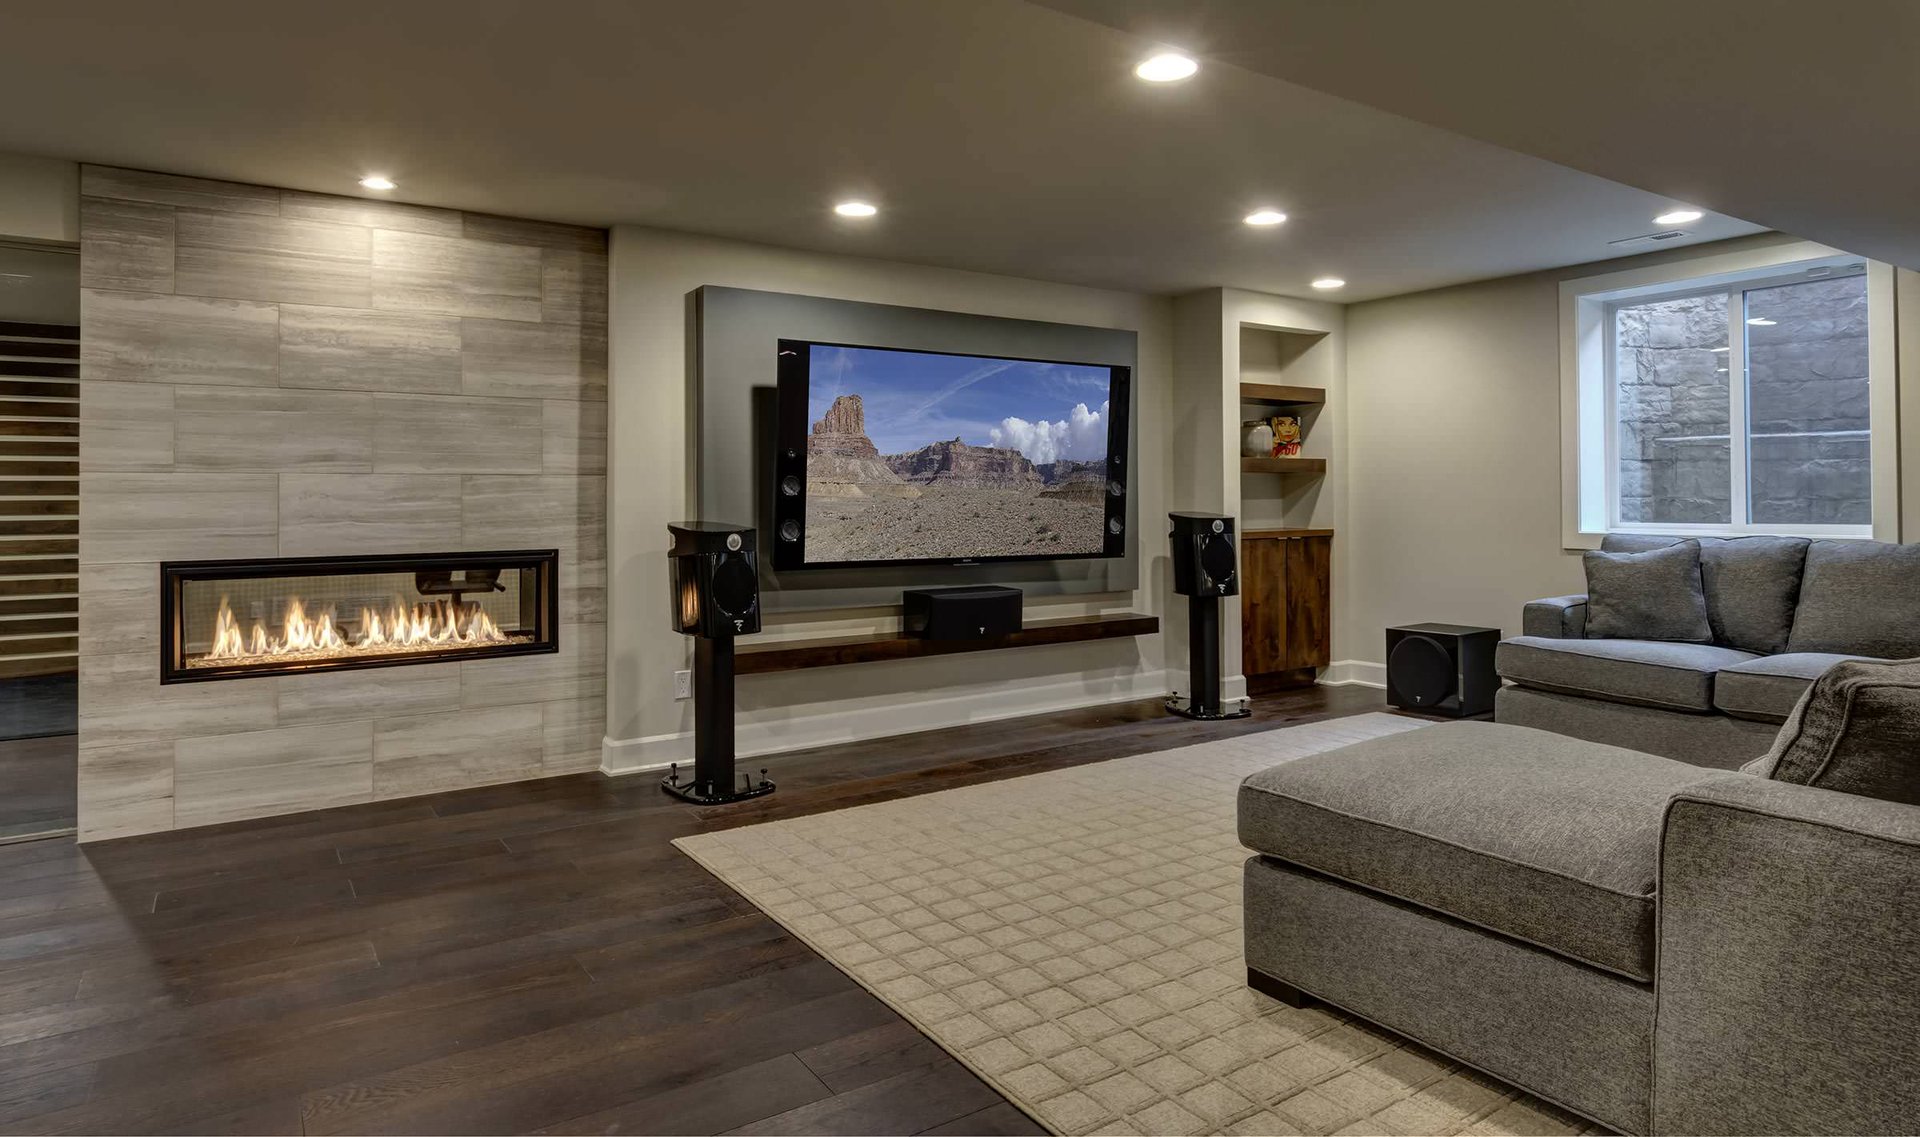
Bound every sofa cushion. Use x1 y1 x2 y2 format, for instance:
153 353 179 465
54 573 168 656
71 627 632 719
1238 721 1714 979
1496 636 1758 713
1584 541 1712 642
1598 534 1809 653
1747 657 1920 806
1714 652 1873 723
1786 540 1920 657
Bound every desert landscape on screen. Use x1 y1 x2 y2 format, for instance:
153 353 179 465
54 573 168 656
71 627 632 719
802 347 1112 563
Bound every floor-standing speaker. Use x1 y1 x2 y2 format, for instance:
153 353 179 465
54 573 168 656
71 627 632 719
1167 512 1251 720
1385 623 1501 717
662 522 775 804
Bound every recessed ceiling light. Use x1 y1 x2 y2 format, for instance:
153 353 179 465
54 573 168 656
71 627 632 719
1243 209 1287 226
833 201 879 218
1310 277 1346 290
1654 208 1703 225
1710 346 1730 352
1134 52 1198 82
1747 317 1777 326
358 175 396 191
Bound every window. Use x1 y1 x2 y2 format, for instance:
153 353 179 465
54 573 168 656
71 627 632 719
1561 242 1896 546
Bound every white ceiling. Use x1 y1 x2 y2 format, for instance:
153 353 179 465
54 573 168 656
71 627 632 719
1041 0 1920 276
0 0 1765 301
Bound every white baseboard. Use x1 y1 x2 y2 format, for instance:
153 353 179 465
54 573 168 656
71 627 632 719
601 668 1173 777
1319 659 1387 689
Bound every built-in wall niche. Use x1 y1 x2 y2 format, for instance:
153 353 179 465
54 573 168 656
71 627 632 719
1237 324 1328 529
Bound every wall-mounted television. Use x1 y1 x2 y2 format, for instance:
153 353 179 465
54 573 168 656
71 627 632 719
772 339 1130 571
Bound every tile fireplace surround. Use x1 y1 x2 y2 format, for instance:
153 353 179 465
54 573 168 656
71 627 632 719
76 165 608 841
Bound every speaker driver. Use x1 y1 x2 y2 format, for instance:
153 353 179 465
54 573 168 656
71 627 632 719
709 555 758 618
1108 479 1125 497
1388 635 1456 707
1108 517 1123 534
780 475 801 497
1198 533 1236 585
778 519 801 542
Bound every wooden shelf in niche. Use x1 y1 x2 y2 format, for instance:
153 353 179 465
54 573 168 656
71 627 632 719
736 612 1159 675
1241 456 1326 476
1238 382 1325 407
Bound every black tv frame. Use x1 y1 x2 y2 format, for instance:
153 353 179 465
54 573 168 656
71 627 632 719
771 338 1131 572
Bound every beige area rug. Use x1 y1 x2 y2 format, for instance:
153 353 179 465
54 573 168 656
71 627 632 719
674 714 1603 1137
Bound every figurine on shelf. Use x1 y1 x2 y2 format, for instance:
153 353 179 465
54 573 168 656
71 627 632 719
1270 414 1303 457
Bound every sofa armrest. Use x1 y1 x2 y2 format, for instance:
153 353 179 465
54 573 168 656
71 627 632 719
1521 594 1587 638
1653 774 1920 1135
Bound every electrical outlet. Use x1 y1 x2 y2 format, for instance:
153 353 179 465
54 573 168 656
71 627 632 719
673 669 692 700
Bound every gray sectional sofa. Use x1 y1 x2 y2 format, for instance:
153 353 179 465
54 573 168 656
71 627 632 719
1496 535 1920 767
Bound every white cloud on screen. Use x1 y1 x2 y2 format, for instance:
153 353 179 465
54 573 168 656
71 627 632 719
990 400 1107 465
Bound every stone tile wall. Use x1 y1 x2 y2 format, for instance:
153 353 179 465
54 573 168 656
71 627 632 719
76 166 608 840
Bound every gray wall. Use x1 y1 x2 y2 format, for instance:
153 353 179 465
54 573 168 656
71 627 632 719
76 166 608 840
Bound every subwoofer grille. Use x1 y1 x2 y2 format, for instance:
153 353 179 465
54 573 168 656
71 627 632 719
1388 635 1455 707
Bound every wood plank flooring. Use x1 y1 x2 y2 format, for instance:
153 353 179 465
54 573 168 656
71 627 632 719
0 734 76 841
0 685 1394 1135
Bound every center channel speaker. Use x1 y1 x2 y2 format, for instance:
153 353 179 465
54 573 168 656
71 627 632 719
1385 624 1500 717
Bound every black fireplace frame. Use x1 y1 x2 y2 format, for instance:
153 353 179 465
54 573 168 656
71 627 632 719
158 549 560 684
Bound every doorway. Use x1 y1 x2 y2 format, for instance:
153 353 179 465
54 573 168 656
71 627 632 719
0 241 77 841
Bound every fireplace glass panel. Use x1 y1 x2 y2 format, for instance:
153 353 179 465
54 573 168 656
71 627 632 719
161 551 556 682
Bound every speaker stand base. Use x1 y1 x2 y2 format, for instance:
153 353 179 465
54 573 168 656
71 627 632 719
1165 695 1251 721
660 769 776 806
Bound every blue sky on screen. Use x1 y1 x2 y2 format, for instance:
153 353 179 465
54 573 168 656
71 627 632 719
807 344 1112 463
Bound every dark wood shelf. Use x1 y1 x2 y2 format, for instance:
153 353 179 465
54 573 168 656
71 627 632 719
737 612 1159 674
1239 382 1325 407
1241 456 1327 476
1243 528 1335 539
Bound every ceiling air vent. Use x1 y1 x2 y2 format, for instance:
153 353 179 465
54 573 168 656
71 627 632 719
1608 229 1688 248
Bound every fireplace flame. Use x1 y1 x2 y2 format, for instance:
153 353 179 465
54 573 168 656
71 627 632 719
204 594 511 664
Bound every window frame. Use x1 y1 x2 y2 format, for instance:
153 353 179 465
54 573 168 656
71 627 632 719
1560 240 1898 549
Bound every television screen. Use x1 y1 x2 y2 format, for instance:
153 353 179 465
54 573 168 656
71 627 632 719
772 340 1129 570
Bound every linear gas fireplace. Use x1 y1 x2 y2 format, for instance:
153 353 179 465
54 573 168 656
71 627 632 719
160 550 558 683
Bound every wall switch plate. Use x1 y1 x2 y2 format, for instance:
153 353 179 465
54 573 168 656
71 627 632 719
673 669 692 700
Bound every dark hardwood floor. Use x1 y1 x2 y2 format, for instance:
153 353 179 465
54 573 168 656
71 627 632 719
0 734 76 842
0 685 1393 1135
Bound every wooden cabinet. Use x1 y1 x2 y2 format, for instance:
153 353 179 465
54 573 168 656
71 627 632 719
1241 529 1332 692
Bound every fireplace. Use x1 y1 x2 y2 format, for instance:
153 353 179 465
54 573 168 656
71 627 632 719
159 550 558 683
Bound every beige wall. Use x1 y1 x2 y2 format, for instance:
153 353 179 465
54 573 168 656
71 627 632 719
1337 232 1879 673
605 227 1173 769
0 152 78 244
76 166 608 840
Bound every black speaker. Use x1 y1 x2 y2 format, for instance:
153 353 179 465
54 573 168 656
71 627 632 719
667 521 761 639
1170 512 1238 597
1385 624 1500 717
903 586 1023 640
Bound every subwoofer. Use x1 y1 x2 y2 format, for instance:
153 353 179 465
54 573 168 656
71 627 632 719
1385 623 1500 717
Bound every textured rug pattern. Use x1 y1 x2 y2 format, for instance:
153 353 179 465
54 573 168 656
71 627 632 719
675 714 1600 1137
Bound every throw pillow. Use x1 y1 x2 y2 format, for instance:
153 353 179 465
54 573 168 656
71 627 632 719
1785 540 1920 658
1694 536 1810 655
1748 657 1920 807
1583 540 1712 643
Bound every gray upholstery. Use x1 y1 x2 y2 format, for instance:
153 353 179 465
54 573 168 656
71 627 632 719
1787 539 1920 657
1654 775 1920 1135
1694 536 1809 654
1599 534 1810 654
1522 593 1587 639
1238 722 1711 979
1749 656 1920 806
1496 635 1757 713
1244 857 1654 1136
1583 541 1712 642
1713 652 1868 723
1495 685 1778 769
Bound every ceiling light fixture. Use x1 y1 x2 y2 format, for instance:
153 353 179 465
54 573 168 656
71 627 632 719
1747 317 1777 326
358 175 396 191
1310 277 1346 290
1243 209 1287 226
1710 346 1730 352
1654 208 1703 225
833 201 879 218
1134 52 1198 82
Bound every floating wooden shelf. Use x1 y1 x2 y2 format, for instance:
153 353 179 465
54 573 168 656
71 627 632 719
1241 456 1327 476
1243 528 1336 540
1239 382 1325 407
736 612 1159 674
